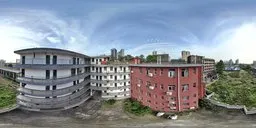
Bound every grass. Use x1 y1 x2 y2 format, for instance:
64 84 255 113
0 76 17 108
207 70 256 108
124 98 153 116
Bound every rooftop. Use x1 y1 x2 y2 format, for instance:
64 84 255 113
14 48 90 58
130 63 202 68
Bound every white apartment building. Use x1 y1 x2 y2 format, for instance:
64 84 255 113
14 48 92 111
90 55 131 99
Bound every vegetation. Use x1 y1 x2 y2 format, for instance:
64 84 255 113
240 64 252 73
124 99 153 116
146 55 157 63
104 99 116 105
0 77 17 108
207 70 256 108
216 60 225 75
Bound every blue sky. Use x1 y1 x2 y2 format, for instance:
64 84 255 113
0 0 256 63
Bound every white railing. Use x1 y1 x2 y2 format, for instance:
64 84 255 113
22 59 89 65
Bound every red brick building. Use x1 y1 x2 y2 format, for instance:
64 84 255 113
130 64 205 112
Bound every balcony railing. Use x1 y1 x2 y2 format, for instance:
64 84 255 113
90 79 130 84
17 91 91 109
17 73 90 85
21 58 90 65
17 86 90 104
17 80 90 97
90 85 130 91
102 90 130 96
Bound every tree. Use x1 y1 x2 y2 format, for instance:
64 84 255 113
146 55 157 63
139 54 145 62
124 55 133 61
216 60 225 75
240 65 252 73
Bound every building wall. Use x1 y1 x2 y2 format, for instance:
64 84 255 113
16 49 91 111
130 66 205 112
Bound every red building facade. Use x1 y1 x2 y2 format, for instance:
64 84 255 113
130 64 205 112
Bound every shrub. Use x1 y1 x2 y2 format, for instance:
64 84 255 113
124 99 152 116
104 99 116 105
228 72 240 78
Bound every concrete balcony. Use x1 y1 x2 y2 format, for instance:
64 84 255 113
90 71 130 76
15 64 90 70
17 86 90 105
17 92 91 110
102 90 130 96
17 73 90 85
90 85 130 91
90 79 130 84
17 80 90 97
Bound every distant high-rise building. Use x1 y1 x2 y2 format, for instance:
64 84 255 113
118 49 125 59
235 59 239 65
187 55 204 64
152 51 157 55
111 48 117 60
181 51 190 62
228 59 234 66
156 54 169 64
253 61 256 67
0 59 6 67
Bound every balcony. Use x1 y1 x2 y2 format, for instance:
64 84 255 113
16 58 90 69
17 80 90 97
90 79 130 84
17 86 90 104
90 85 130 91
17 73 90 85
90 71 130 76
17 91 91 110
101 90 130 96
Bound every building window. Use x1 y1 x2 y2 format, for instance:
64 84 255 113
104 76 107 79
193 101 197 104
193 67 196 74
110 67 113 71
154 68 157 75
183 96 189 100
193 83 196 87
161 96 164 99
104 67 107 71
181 68 189 77
45 86 50 91
160 69 163 75
183 103 189 106
168 69 175 77
168 85 175 91
170 97 176 101
182 84 189 91
146 68 150 75
170 104 176 107
160 84 164 90
92 66 95 71
154 83 157 88
139 67 142 73
194 94 197 97
91 58 94 62
110 75 113 79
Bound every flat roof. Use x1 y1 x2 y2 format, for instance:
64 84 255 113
0 67 19 73
130 63 203 68
91 55 110 58
14 48 90 58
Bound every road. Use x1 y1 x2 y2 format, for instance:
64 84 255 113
0 108 256 128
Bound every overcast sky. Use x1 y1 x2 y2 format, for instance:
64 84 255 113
0 0 255 63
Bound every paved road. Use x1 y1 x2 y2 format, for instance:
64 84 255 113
0 109 256 128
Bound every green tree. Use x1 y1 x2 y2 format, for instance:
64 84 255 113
139 54 145 62
216 60 225 75
124 55 133 61
146 55 157 62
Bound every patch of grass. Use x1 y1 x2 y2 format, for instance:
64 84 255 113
0 85 16 108
124 98 153 116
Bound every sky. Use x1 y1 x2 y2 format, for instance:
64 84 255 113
0 0 256 63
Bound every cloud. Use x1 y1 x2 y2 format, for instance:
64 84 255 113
0 8 89 62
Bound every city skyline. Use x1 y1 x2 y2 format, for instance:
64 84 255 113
0 0 256 63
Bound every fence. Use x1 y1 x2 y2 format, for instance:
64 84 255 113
205 91 256 115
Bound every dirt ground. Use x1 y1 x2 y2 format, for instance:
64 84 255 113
0 98 256 128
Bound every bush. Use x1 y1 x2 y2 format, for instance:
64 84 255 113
228 72 240 78
104 99 116 105
124 99 152 116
